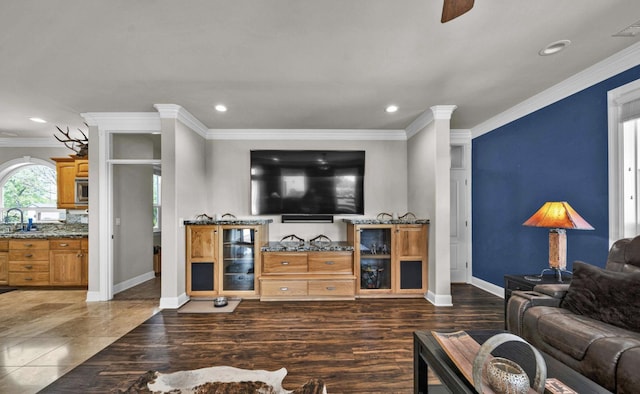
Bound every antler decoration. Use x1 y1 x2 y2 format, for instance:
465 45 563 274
55 125 89 157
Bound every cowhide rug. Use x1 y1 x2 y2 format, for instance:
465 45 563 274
120 366 327 394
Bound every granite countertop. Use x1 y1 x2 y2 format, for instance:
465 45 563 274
342 218 430 225
184 218 273 225
0 223 89 239
262 241 354 252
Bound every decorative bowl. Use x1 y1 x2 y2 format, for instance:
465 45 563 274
213 296 228 307
486 357 530 394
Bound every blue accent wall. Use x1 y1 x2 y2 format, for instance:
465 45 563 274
472 65 640 286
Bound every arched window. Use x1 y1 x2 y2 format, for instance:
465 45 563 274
0 158 63 223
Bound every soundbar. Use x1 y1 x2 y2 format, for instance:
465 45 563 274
281 214 334 223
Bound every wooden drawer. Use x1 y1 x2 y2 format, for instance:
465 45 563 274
9 261 50 272
0 240 8 251
9 240 49 250
81 238 88 250
260 280 308 296
308 252 352 274
9 272 50 286
263 253 308 274
308 280 355 296
49 239 82 250
9 250 50 261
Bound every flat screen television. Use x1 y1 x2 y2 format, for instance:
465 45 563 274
251 150 365 215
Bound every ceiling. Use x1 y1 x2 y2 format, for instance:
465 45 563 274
2 0 640 141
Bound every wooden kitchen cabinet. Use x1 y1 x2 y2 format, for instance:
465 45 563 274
0 240 8 285
346 221 429 297
186 225 219 297
8 239 50 286
186 222 270 298
52 156 88 209
49 239 84 286
260 250 355 301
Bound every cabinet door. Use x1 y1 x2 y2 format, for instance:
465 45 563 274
0 252 7 285
50 250 83 285
189 227 217 261
56 161 77 209
187 226 218 296
221 227 256 293
357 226 393 293
394 224 427 293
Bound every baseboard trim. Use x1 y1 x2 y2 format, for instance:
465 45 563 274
85 291 103 302
471 276 504 298
425 290 453 306
159 292 190 309
113 271 156 295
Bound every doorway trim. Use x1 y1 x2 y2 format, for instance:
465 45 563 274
450 129 472 283
608 78 640 246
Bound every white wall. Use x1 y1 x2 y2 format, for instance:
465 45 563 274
206 138 408 242
160 114 208 308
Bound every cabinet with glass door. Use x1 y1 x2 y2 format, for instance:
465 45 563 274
219 224 269 297
346 220 429 297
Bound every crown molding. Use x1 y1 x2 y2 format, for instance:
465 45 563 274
207 129 407 141
431 105 458 120
81 112 161 132
405 109 434 139
153 104 208 138
450 129 471 145
0 137 60 147
471 41 640 139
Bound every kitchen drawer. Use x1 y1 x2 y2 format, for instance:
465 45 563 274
49 239 82 250
9 261 50 272
9 250 50 261
9 272 50 286
260 280 307 296
308 253 352 274
81 238 88 250
263 253 308 274
308 280 355 296
9 240 49 250
0 240 8 251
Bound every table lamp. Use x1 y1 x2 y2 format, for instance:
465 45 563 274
523 201 594 282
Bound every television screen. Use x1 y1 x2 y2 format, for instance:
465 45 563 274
251 150 365 215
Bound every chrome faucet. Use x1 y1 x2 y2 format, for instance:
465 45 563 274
5 208 25 231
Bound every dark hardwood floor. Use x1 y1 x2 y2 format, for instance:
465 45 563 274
41 284 503 393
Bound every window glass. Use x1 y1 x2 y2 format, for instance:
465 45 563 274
1 164 62 222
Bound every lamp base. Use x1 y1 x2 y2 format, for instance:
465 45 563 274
524 267 572 283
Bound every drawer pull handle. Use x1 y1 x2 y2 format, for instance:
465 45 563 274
24 265 33 269
25 277 33 281
25 243 33 247
325 261 335 265
280 287 289 291
326 286 336 291
281 261 290 265
25 254 33 258
59 243 69 247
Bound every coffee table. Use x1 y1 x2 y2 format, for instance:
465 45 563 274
413 330 610 394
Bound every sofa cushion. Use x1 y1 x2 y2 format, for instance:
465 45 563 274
535 309 636 360
561 261 640 333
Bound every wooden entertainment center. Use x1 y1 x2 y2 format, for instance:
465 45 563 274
184 218 429 300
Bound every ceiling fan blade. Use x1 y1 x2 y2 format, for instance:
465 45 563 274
441 0 475 23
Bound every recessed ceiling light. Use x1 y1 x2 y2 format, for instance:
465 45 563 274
215 104 227 112
385 105 399 113
29 117 47 123
539 40 571 56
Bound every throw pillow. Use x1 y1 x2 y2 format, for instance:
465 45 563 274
561 261 640 332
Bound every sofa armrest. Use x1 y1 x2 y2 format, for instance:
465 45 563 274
532 283 570 299
507 290 561 336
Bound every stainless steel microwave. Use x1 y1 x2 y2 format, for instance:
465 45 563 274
75 178 88 205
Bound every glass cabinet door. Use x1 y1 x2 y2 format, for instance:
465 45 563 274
358 227 392 290
222 227 255 292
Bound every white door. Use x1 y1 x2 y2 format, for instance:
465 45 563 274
450 140 470 283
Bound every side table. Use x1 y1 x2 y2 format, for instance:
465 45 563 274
503 274 571 327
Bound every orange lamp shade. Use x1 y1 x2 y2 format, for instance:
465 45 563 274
523 201 594 230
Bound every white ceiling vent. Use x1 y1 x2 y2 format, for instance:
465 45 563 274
613 20 640 37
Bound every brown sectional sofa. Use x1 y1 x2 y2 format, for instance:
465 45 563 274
507 236 640 393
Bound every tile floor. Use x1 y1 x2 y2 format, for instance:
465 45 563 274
0 285 160 393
